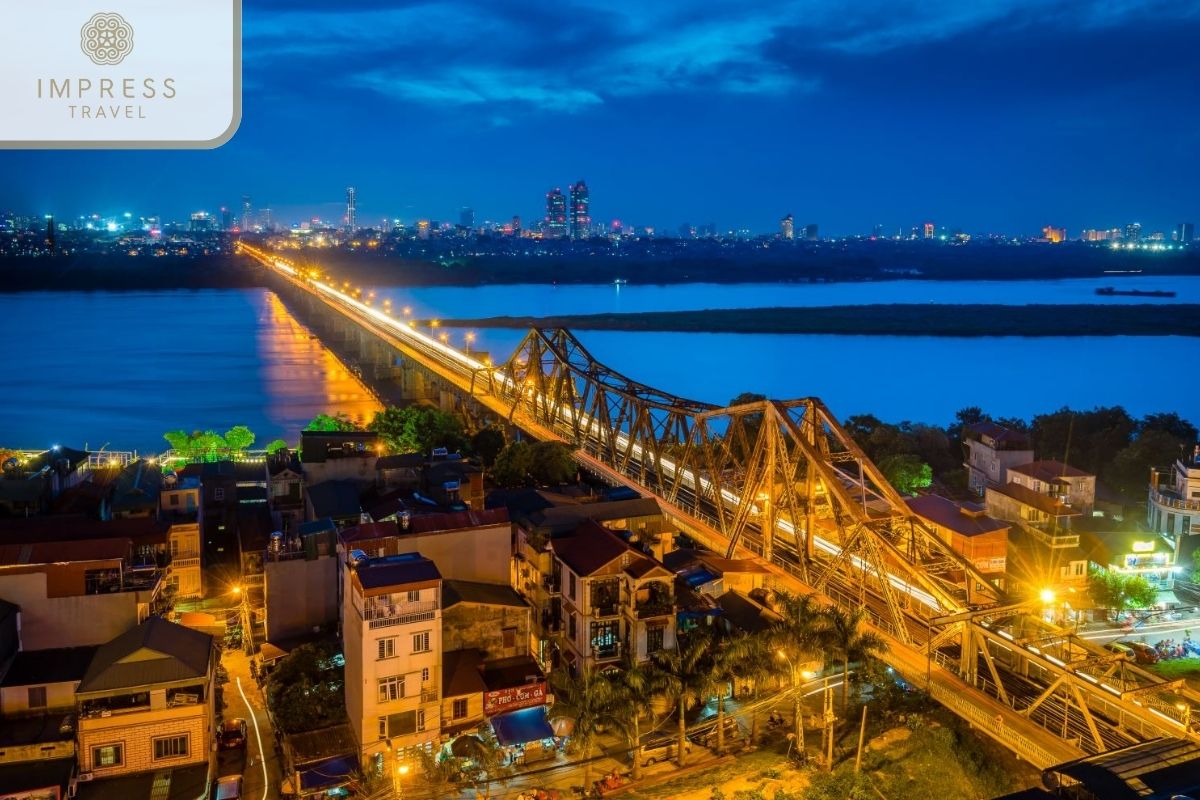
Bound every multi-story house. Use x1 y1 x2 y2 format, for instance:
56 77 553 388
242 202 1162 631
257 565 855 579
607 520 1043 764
300 430 381 485
962 421 1034 496
268 450 306 534
907 495 1009 592
552 521 676 672
1148 446 1200 558
343 553 443 761
1007 460 1095 515
74 617 216 779
160 475 203 599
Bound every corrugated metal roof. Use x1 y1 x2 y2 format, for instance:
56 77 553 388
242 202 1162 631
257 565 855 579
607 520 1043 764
77 616 213 694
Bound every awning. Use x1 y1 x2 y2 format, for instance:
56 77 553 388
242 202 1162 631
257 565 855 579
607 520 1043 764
491 706 554 747
298 754 358 793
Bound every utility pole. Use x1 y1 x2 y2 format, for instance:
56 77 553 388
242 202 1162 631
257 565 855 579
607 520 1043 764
855 705 868 772
822 677 835 770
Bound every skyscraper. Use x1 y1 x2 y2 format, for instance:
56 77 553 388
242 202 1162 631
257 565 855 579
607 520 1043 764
568 180 590 239
220 207 232 231
804 223 819 241
780 214 794 240
459 207 475 228
511 215 521 235
1124 222 1142 242
923 222 935 239
345 187 357 232
545 188 567 238
1178 222 1194 244
45 215 55 254
240 195 252 231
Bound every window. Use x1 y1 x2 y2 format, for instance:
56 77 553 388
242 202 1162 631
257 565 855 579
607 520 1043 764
591 620 619 658
380 712 416 738
169 494 179 507
502 628 516 649
568 612 576 639
407 589 420 603
153 735 189 760
646 625 665 654
378 676 405 703
417 708 426 732
452 698 468 719
568 573 577 600
378 717 388 740
421 667 430 683
213 487 225 501
412 631 431 653
27 686 47 708
377 637 397 660
93 744 123 769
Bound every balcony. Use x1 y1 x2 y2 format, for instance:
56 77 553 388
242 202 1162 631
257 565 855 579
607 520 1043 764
365 600 438 629
592 643 622 662
591 604 619 619
634 600 674 619
1150 485 1200 513
542 575 561 595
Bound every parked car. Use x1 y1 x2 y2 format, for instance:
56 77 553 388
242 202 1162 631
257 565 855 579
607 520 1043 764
631 733 690 766
1126 641 1160 665
218 718 248 750
688 717 744 749
214 775 243 800
1104 642 1133 658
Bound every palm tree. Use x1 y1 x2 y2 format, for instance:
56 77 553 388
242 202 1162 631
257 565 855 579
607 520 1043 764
547 666 618 790
769 591 826 756
727 628 783 746
651 627 716 767
709 628 759 755
820 605 888 710
415 748 461 799
607 657 657 781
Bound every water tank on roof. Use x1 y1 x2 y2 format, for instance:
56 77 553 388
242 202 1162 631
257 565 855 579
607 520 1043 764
164 472 178 487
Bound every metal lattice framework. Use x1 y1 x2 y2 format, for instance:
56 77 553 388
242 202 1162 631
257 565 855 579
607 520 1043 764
478 328 1003 640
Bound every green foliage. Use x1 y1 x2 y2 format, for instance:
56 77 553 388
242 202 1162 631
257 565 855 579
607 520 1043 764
265 641 347 734
223 425 255 452
162 429 232 461
367 406 467 455
1088 567 1159 617
803 768 875 800
490 440 577 487
652 627 718 766
548 666 621 787
416 748 464 800
470 426 507 467
304 412 361 432
265 439 289 454
877 453 932 495
459 724 512 799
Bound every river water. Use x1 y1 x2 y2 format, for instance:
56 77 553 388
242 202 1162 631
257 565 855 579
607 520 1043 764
1 277 1196 451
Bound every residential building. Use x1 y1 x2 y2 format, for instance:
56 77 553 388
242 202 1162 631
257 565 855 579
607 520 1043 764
264 524 339 643
440 649 552 764
300 431 381 485
306 480 369 527
963 421 1034 495
268 449 305 533
906 495 1009 592
375 452 483 510
442 580 530 660
343 553 442 760
160 476 203 599
1007 460 1095 515
986 482 1082 549
552 520 676 672
1148 446 1200 558
0 446 91 516
340 510 511 586
75 617 216 779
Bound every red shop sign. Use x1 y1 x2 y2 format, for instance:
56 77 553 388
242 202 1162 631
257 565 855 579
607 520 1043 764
484 682 547 716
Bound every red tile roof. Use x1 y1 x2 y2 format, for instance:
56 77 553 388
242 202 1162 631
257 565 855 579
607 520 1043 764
1009 460 1092 482
906 495 1009 538
990 482 1083 517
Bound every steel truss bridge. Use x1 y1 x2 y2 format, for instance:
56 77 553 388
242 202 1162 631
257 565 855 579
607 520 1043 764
240 243 1200 768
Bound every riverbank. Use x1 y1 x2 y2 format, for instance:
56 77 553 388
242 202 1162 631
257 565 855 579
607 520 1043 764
435 303 1200 337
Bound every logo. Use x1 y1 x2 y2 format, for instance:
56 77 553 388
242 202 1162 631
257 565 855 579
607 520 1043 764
80 12 134 66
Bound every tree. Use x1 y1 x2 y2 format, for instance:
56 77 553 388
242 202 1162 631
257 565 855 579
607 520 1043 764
876 453 932 495
163 429 192 454
651 627 716 767
416 747 463 799
264 438 289 454
460 724 512 799
607 659 656 780
368 407 420 453
710 629 763 755
223 425 255 452
770 592 826 757
470 427 506 468
265 641 347 733
1108 429 1186 499
368 407 468 455
491 441 534 487
304 412 360 432
819 606 887 711
1139 411 1198 443
548 666 618 790
1088 568 1159 619
528 441 577 485
192 430 228 461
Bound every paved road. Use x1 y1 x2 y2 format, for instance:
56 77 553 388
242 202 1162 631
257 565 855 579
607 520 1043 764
218 647 282 800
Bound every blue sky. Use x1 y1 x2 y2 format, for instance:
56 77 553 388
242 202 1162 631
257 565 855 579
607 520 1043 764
2 0 1199 235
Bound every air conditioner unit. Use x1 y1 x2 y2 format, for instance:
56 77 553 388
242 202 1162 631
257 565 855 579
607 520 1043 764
77 773 95 782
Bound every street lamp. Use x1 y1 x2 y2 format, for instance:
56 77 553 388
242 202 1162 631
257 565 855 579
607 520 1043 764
1178 702 1191 731
776 649 806 763
465 331 476 354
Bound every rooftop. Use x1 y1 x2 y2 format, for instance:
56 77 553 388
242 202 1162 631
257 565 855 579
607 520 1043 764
552 520 633 577
77 616 214 694
443 648 487 697
906 494 1009 537
75 764 209 800
1 645 97 686
0 514 168 549
989 482 1083 518
0 536 131 567
963 421 1031 450
1009 459 1093 482
353 552 441 591
306 479 368 519
716 589 782 634
1044 737 1200 800
481 655 545 692
443 580 527 608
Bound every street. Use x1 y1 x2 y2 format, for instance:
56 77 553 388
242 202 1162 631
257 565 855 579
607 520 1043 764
219 645 283 800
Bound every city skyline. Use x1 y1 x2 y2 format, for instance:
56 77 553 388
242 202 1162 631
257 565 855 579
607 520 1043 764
0 0 1197 233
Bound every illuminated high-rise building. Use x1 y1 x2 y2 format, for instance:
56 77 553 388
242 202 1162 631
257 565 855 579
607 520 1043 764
568 180 590 239
511 215 521 235
459 207 475 228
220 207 232 231
780 214 794 240
1124 222 1142 242
240 195 252 231
45 215 55 254
1042 226 1066 243
190 211 214 233
923 222 935 239
1178 222 1194 244
345 187 357 232
545 188 567 238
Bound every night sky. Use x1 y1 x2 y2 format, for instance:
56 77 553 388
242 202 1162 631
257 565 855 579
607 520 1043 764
2 0 1198 235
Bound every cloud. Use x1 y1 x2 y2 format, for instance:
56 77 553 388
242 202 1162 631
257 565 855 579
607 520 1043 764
241 0 1200 114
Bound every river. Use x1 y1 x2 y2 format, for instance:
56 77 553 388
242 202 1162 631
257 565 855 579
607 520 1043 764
0 278 1196 451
